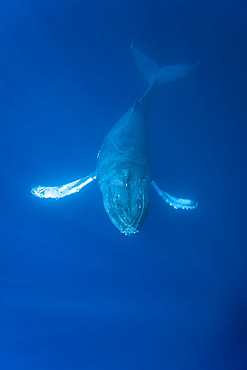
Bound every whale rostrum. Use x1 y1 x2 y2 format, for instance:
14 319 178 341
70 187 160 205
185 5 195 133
31 44 198 235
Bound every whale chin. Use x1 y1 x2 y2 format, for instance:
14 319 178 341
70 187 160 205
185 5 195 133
105 180 148 236
121 227 139 236
98 169 150 235
108 207 141 236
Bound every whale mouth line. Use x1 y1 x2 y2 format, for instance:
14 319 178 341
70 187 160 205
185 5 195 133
107 179 146 235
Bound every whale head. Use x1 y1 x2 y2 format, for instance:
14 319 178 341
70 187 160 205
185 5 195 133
98 168 150 235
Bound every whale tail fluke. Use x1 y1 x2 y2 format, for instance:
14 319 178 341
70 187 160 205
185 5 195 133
131 43 199 88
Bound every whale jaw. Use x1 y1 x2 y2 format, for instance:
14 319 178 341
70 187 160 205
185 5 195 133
98 169 150 236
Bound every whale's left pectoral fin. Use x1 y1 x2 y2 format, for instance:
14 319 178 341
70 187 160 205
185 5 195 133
31 173 96 199
151 181 198 210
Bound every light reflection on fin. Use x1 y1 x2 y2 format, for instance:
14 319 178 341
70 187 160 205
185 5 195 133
31 173 96 199
151 181 198 210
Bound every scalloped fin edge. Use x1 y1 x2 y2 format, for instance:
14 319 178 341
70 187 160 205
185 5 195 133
151 181 198 210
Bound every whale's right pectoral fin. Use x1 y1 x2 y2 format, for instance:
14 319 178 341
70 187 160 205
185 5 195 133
151 181 198 210
31 173 96 199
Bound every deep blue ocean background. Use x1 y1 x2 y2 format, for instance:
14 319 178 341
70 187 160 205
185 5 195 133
1 0 247 369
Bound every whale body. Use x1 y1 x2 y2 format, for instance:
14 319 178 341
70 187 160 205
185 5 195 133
31 45 198 235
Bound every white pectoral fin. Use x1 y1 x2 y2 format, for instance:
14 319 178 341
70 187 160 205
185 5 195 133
31 173 96 199
151 181 198 210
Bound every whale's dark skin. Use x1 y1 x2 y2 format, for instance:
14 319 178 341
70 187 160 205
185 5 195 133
95 88 153 235
31 45 198 235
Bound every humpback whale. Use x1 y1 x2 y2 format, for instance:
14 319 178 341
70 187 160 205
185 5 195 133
31 45 198 235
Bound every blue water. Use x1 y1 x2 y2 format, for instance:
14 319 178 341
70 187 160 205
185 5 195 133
1 1 247 369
